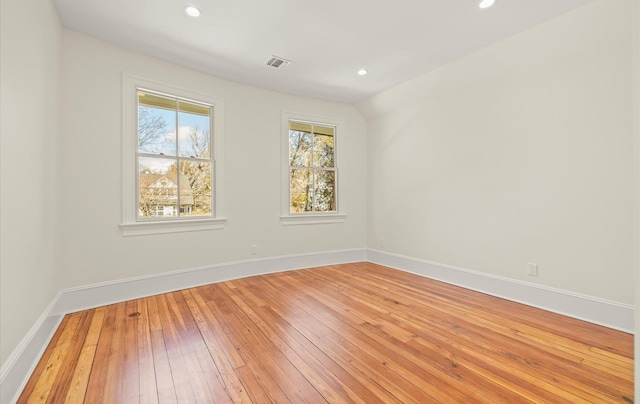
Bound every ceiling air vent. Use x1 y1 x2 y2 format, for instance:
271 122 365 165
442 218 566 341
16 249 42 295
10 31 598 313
265 56 292 69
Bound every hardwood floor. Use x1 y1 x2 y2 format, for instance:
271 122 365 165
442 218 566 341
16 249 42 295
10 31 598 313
18 263 633 403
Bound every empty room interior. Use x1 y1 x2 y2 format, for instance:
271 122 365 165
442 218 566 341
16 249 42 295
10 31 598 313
1 0 640 402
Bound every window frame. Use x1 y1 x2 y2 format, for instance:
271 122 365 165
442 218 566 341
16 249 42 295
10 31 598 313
120 74 226 236
281 111 346 225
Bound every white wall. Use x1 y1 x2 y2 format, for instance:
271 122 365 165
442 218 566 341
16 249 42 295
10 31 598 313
633 0 640 396
0 0 61 365
56 29 367 290
359 0 635 305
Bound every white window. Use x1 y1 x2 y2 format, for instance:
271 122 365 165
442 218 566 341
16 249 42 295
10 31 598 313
121 74 226 236
281 112 346 225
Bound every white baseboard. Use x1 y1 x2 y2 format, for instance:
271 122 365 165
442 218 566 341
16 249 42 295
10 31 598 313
0 248 366 404
0 296 64 404
367 249 635 333
51 248 367 316
2 247 634 403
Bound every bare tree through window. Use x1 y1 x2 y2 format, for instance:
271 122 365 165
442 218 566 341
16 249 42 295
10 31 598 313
288 121 336 213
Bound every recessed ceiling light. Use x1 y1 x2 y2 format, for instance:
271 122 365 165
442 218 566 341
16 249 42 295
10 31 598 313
185 5 201 17
478 0 495 9
357 68 368 76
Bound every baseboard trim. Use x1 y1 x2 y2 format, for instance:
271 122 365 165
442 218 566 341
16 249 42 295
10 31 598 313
51 248 367 316
367 249 635 333
0 293 64 404
0 248 366 404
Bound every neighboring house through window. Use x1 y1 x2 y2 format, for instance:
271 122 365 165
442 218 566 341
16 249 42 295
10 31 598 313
139 172 194 217
121 74 226 236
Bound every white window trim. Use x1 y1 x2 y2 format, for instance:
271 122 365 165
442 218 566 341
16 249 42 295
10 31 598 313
120 73 226 236
281 111 346 225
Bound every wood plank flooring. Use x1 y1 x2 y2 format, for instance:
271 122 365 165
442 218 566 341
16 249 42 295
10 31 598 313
18 263 634 403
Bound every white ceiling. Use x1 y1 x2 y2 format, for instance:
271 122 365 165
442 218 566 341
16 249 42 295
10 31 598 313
52 0 596 103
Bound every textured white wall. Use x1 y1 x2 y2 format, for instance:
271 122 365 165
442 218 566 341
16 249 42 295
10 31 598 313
56 29 368 290
0 0 61 365
359 0 635 305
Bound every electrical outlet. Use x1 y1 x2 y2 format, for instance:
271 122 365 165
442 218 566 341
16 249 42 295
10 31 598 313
251 244 258 255
380 238 385 249
527 263 538 276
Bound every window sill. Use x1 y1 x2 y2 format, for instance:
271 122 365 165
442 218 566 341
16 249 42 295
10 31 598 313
280 214 346 226
120 218 227 236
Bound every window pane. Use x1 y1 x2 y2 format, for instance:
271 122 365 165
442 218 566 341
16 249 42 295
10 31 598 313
314 170 336 212
179 161 212 216
290 121 312 133
138 92 176 156
138 157 178 218
313 125 334 137
178 101 211 158
289 128 312 167
290 168 313 212
313 133 334 168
